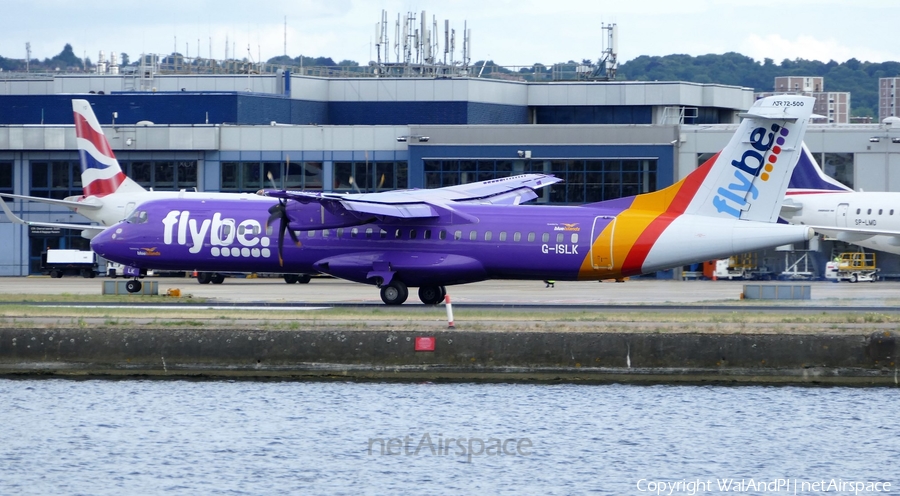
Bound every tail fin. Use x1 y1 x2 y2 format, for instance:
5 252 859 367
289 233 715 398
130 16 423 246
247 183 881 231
679 95 815 222
786 142 853 193
72 99 145 197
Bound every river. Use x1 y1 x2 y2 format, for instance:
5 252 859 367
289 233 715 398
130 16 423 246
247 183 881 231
1 379 897 495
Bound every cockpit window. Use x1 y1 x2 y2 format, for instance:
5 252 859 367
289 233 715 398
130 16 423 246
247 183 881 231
126 210 149 224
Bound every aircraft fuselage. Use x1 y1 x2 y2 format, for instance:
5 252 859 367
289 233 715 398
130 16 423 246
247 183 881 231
92 197 814 288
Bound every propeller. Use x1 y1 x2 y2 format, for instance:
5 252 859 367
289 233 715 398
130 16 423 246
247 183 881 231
265 171 301 266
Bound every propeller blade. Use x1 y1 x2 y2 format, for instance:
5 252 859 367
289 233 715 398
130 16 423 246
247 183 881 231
277 217 287 266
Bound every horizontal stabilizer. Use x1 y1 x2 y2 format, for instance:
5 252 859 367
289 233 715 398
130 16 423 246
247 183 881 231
0 192 102 210
0 197 103 234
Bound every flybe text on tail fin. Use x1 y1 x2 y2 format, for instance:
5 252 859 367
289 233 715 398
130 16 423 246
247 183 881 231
685 95 815 223
72 99 145 198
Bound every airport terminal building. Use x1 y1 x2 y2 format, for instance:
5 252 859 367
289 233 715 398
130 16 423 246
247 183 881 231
2 71 900 277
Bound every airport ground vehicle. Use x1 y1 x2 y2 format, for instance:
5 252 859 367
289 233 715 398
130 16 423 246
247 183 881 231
825 252 878 282
42 249 97 278
706 253 773 280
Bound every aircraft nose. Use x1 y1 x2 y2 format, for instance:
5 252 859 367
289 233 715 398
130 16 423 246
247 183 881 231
89 225 122 258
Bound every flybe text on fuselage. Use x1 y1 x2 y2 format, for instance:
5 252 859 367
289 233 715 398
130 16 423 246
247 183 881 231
712 123 790 219
161 210 273 258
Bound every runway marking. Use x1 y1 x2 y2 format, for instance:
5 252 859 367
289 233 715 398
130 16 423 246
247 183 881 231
37 305 333 311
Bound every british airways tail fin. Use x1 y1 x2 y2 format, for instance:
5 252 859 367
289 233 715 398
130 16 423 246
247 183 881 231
72 99 145 198
786 142 853 193
676 95 815 222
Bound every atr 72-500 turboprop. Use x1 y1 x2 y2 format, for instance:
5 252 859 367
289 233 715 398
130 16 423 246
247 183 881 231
91 95 816 304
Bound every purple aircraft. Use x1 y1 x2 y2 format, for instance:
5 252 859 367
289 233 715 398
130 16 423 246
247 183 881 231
91 95 816 304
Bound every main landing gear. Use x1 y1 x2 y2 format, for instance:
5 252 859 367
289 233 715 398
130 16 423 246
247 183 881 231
380 281 409 305
125 279 142 293
417 285 447 305
378 280 447 305
196 272 225 284
283 274 312 284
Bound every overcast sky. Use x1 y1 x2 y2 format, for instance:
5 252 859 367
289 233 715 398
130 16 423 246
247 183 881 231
3 0 899 67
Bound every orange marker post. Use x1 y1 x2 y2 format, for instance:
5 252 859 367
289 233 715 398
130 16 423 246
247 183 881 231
444 294 454 328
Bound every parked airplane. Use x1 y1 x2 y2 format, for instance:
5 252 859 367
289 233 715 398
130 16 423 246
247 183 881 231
91 95 817 303
781 143 900 255
0 98 299 284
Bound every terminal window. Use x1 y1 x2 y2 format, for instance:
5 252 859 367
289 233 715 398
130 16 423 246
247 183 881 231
221 161 331 193
333 161 408 193
0 161 11 194
121 160 198 190
30 161 82 199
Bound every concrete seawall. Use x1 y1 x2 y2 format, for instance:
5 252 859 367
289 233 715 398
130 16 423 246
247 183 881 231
0 327 897 385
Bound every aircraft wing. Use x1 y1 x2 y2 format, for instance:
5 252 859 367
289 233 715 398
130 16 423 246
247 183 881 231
0 197 104 234
0 192 102 210
262 173 560 220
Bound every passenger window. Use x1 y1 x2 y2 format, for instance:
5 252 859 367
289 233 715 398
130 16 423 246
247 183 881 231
484 231 492 241
351 228 358 238
424 230 432 240
879 209 883 215
867 209 872 215
528 232 535 242
410 229 417 239
556 233 564 243
514 232 521 242
469 231 478 241
322 230 330 238
337 228 344 238
439 230 447 240
380 229 387 239
542 233 550 243
571 233 578 243
499 232 507 242
366 228 373 238
454 231 462 240
856 209 861 214
307 230 315 237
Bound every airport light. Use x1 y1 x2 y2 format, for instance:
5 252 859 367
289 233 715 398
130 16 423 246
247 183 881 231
397 135 429 143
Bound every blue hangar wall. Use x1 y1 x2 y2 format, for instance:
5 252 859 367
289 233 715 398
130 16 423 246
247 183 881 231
0 94 528 126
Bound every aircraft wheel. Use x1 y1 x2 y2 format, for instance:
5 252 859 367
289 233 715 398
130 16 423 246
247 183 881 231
283 274 299 284
418 285 446 305
297 274 312 284
380 281 409 305
126 280 142 293
211 273 226 284
197 272 212 284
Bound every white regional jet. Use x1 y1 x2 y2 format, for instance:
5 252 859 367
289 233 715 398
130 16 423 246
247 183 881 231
781 144 900 255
